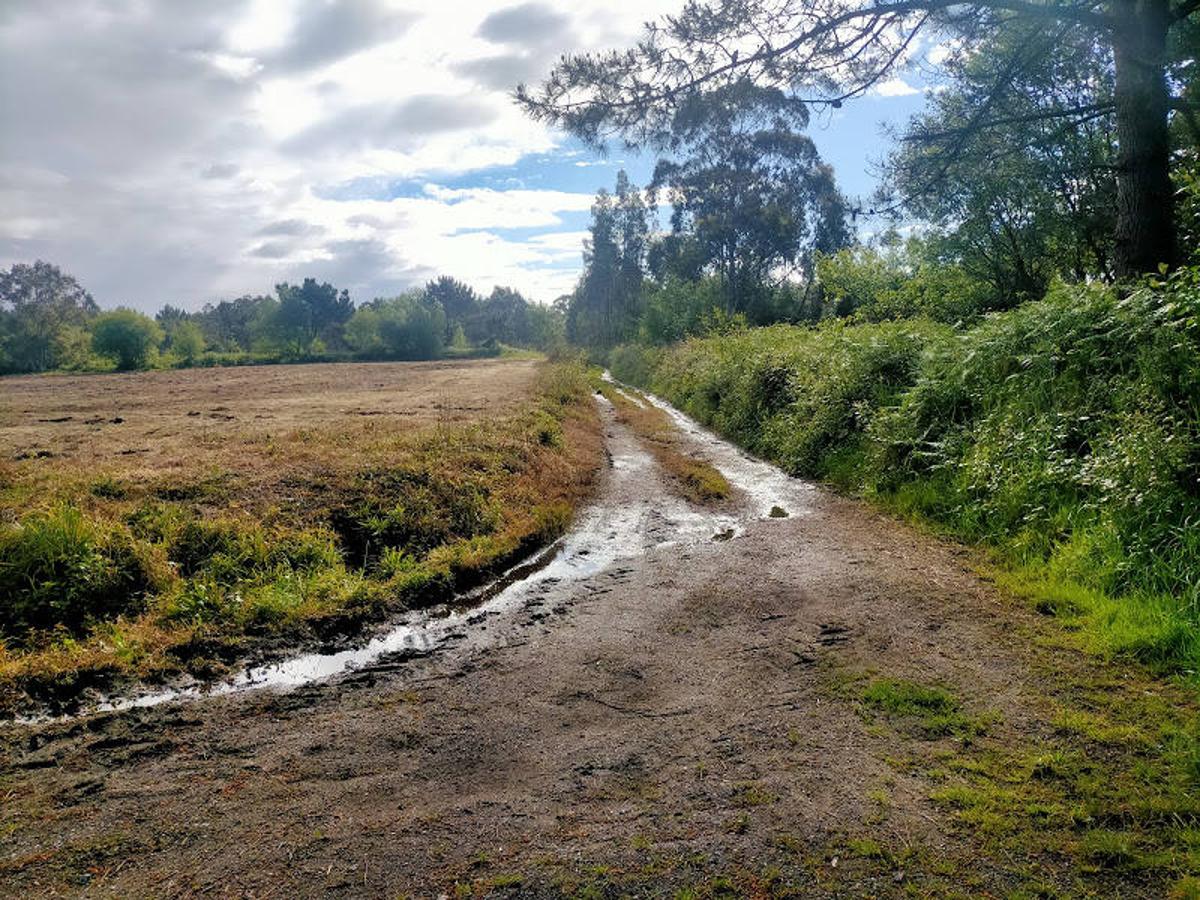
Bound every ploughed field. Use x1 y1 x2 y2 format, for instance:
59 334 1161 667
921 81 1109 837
0 359 601 714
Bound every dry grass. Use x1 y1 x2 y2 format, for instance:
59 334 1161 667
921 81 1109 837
0 360 602 713
0 359 541 522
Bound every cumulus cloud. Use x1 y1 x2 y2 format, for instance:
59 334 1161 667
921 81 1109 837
477 3 571 45
452 53 548 91
250 241 293 259
873 77 921 97
0 0 692 308
283 94 500 156
259 219 322 236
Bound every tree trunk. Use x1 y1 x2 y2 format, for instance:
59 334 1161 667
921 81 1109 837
1111 0 1178 277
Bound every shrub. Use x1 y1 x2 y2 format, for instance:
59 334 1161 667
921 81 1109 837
169 321 206 365
816 244 991 324
0 506 164 644
91 308 163 370
344 292 446 360
614 268 1200 671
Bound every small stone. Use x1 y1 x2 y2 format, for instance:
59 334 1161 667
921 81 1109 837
769 505 788 518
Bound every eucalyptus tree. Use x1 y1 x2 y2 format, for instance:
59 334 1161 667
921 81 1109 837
570 172 650 347
518 0 1199 278
647 80 851 313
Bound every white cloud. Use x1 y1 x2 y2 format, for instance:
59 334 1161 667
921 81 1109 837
0 0 683 308
926 38 962 66
873 77 921 98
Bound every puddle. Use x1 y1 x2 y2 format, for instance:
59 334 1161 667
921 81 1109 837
603 372 814 519
15 387 812 723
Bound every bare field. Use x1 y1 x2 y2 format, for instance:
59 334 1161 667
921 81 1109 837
0 359 540 512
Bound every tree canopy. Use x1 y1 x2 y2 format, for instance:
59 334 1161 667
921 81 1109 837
518 0 1200 278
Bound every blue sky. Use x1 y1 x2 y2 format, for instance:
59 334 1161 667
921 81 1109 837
0 1 934 310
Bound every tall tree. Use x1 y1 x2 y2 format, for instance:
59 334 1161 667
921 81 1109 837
648 81 851 313
270 278 354 352
0 261 98 372
568 172 653 347
614 170 651 325
879 26 1122 303
572 187 623 346
518 0 1199 278
425 276 480 340
194 295 273 351
471 287 532 346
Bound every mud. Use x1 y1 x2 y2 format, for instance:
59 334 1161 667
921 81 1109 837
0 385 1133 896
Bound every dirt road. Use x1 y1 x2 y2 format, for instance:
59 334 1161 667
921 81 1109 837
0 389 1176 896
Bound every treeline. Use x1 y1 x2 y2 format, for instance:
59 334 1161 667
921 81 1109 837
0 264 565 375
560 164 1042 352
566 153 1199 352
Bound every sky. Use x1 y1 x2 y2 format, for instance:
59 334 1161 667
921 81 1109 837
0 0 933 311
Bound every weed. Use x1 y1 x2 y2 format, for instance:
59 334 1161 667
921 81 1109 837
90 475 126 499
732 781 777 807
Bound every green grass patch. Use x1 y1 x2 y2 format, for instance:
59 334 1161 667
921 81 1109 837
597 382 730 505
861 678 981 739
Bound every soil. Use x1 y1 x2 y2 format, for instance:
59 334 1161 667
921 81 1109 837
0 387 1163 897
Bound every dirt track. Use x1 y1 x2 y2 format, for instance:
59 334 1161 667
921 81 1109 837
0 389 1159 896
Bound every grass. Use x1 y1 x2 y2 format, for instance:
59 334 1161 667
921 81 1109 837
0 361 602 714
860 678 981 739
596 382 730 505
814 657 1200 895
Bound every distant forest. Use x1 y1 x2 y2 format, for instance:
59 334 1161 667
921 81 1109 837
0 264 565 374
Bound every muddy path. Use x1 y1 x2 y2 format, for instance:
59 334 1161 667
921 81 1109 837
0 389 1169 896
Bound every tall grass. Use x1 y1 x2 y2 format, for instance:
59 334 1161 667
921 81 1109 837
0 505 167 639
611 268 1200 675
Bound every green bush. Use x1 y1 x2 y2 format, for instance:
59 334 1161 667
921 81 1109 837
168 321 206 366
0 506 164 644
612 268 1200 673
344 292 446 360
91 308 163 370
618 319 947 477
816 245 991 324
